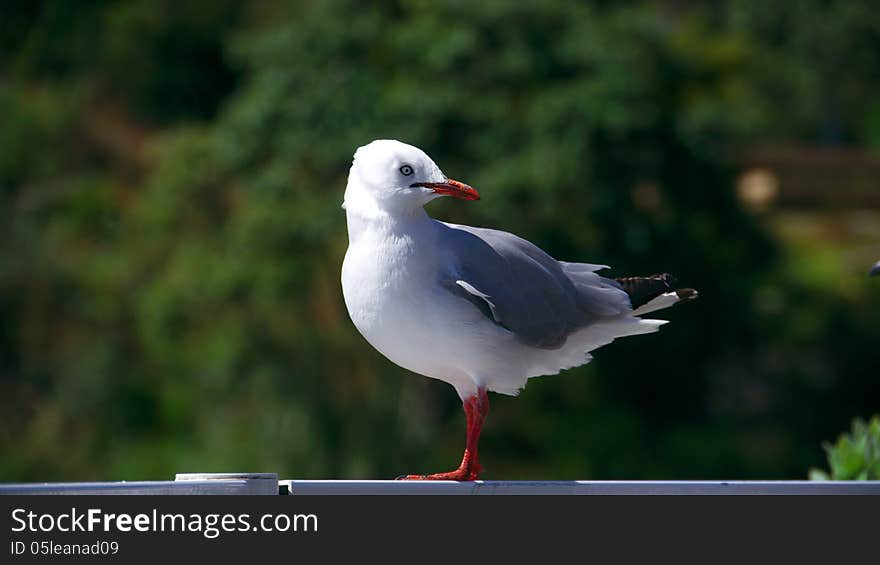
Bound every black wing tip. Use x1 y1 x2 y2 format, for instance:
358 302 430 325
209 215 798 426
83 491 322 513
615 273 699 308
615 273 676 308
675 288 699 301
871 262 880 277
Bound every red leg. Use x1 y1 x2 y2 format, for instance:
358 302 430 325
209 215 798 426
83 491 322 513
399 387 489 481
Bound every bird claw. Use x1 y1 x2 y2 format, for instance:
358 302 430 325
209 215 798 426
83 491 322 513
395 468 480 481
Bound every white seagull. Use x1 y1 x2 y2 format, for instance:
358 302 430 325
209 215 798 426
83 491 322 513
341 139 697 480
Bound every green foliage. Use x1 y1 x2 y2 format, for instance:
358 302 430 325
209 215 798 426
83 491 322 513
810 417 880 481
2 0 879 481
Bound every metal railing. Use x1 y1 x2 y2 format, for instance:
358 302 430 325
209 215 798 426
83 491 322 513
0 473 278 495
2 474 879 495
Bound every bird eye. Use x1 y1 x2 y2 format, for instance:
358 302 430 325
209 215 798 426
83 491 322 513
399 165 414 176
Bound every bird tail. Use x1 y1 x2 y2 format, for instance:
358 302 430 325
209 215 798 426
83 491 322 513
614 273 698 316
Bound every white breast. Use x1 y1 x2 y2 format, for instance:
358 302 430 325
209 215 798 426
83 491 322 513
343 214 436 356
341 212 495 396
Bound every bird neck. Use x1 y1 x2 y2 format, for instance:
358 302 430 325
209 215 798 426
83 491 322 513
343 183 431 241
343 190 431 241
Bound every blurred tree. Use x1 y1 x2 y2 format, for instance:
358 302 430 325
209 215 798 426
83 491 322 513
1 0 878 481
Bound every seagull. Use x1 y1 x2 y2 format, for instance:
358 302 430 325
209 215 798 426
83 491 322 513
341 139 697 480
871 261 880 277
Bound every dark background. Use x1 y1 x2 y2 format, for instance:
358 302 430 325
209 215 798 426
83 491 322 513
1 0 879 481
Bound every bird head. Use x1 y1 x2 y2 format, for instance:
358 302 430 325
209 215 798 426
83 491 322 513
344 139 479 214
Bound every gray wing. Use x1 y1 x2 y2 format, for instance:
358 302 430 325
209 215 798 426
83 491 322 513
438 222 631 349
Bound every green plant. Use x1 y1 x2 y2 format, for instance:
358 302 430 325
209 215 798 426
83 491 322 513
810 417 880 480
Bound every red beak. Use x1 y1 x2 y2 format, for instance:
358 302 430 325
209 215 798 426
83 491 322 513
412 179 480 201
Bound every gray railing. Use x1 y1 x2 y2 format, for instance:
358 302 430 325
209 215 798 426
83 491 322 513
1 473 879 495
0 473 278 495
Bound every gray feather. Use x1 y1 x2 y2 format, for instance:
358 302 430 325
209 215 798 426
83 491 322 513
438 222 630 349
